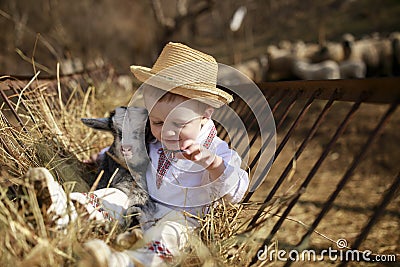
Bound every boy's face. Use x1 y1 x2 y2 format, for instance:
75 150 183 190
147 96 212 150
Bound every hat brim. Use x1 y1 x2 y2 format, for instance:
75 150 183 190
130 65 233 108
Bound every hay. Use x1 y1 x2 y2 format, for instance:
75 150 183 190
0 70 284 266
0 70 121 266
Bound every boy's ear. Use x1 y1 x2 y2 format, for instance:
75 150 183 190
203 106 214 119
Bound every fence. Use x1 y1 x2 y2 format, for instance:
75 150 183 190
215 77 400 266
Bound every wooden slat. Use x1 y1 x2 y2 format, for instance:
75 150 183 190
258 77 400 104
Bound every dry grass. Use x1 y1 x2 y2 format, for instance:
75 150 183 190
0 178 120 266
0 70 122 266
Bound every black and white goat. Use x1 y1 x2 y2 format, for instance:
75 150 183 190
81 106 156 247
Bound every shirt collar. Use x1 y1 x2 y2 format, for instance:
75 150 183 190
196 119 215 145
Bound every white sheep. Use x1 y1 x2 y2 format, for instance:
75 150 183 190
310 41 345 63
278 39 293 50
370 36 393 76
390 32 400 76
60 57 84 75
233 55 268 83
342 33 381 76
291 40 320 60
265 45 297 81
292 59 340 80
339 59 366 79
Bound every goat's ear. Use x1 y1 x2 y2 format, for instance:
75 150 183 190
81 118 111 131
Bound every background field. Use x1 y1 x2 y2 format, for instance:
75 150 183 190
1 0 400 75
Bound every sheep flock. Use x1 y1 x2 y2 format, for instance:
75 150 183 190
230 32 400 83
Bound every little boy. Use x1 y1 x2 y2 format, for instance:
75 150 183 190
30 42 249 266
83 42 249 266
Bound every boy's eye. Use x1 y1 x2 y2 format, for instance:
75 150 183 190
174 122 186 128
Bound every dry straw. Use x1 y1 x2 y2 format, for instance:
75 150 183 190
0 70 120 266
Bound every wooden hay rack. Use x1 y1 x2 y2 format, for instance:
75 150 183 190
218 77 400 266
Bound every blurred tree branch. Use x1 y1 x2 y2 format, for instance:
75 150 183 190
0 8 60 61
151 0 215 53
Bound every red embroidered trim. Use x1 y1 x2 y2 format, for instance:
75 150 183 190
155 126 217 189
156 149 172 189
145 240 173 261
203 125 217 148
82 192 113 222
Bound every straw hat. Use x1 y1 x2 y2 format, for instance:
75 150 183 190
130 42 233 108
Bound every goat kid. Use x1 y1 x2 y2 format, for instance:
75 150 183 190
81 106 156 248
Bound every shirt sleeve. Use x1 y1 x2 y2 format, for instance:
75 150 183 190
202 140 249 204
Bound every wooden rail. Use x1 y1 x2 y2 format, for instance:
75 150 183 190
258 77 400 104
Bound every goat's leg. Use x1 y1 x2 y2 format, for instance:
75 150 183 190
115 228 144 249
115 206 145 249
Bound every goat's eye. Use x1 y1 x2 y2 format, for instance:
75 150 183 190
111 129 123 140
152 121 163 126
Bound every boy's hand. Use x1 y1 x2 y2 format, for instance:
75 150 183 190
176 141 225 181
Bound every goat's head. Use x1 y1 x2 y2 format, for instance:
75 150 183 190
81 107 149 168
